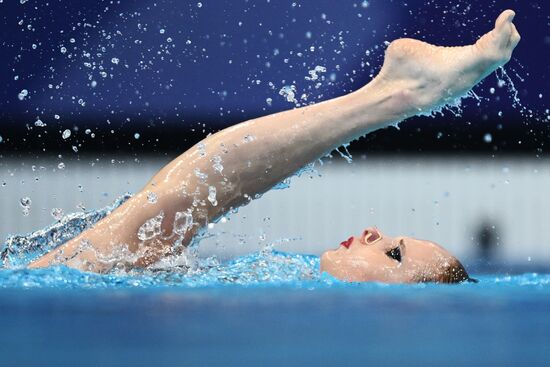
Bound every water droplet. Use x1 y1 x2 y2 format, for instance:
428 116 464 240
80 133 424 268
62 129 71 139
147 191 158 204
194 168 208 182
134 133 140 139
305 65 326 81
243 135 255 143
54 114 60 120
20 197 31 216
18 89 28 100
174 210 193 235
159 29 165 34
208 186 218 206
266 97 272 106
60 46 67 54
137 211 164 241
278 85 297 104
197 142 206 157
197 2 202 8
111 57 119 65
51 208 64 220
34 118 46 127
211 155 224 174
483 133 492 143
57 162 66 170
489 87 495 94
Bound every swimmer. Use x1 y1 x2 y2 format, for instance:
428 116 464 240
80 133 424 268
29 10 520 283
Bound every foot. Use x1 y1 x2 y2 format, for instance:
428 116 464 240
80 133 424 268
370 10 521 117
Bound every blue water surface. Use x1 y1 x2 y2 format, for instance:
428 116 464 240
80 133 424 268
1 198 549 366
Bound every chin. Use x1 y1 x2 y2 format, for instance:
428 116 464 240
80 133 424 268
319 249 342 276
319 250 331 272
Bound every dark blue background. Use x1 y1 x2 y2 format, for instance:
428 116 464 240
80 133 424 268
0 0 548 153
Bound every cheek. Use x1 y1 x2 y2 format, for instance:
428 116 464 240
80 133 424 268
322 250 384 282
345 251 409 282
320 250 360 280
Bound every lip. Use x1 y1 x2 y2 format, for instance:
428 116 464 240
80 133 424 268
340 236 354 249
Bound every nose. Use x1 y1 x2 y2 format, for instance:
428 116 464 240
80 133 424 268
362 227 382 245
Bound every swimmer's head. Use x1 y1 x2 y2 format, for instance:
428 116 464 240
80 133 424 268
320 227 474 284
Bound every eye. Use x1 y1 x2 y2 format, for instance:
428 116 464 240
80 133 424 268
385 246 402 262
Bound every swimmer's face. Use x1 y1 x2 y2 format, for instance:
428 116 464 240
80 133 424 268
320 227 470 284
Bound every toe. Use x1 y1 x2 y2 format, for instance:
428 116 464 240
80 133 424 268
494 10 517 49
495 10 515 31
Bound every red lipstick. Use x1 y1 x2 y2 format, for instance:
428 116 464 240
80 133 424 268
340 236 354 248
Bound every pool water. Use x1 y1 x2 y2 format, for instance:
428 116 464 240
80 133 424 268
1 253 550 366
1 198 549 366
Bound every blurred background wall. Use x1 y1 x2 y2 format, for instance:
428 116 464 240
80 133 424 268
2 155 549 268
1 0 548 268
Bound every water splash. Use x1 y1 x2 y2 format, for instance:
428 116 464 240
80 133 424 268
335 143 353 163
1 193 132 268
2 196 550 290
173 210 193 236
